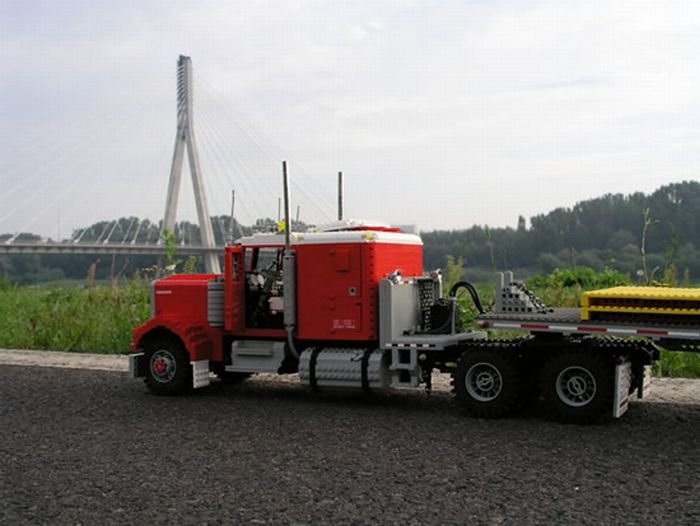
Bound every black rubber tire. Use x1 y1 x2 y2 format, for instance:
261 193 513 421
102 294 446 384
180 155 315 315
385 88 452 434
539 348 614 424
452 348 522 418
143 335 192 396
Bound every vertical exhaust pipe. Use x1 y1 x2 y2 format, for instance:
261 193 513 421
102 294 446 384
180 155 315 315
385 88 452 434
283 161 291 249
282 161 298 358
227 190 235 245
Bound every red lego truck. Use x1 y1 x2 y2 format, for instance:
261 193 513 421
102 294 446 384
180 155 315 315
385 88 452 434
129 224 700 424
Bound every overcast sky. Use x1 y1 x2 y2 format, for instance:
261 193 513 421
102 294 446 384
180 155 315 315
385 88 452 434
1 0 699 239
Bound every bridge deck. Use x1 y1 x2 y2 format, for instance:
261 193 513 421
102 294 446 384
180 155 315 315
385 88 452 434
0 242 221 256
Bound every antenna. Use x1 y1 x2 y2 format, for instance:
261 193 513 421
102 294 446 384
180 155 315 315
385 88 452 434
337 171 344 221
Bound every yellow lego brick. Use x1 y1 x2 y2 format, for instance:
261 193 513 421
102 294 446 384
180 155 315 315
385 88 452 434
586 306 700 316
580 286 700 321
583 286 700 302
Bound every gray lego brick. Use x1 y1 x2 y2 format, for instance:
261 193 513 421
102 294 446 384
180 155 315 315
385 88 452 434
478 308 582 324
478 307 700 330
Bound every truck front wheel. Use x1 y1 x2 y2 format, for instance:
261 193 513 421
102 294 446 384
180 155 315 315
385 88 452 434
143 335 192 396
539 349 614 424
452 348 522 418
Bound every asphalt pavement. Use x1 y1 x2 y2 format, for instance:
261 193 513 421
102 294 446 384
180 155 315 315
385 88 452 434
1 364 698 525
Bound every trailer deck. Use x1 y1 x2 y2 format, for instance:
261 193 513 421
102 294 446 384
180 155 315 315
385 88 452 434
478 308 700 344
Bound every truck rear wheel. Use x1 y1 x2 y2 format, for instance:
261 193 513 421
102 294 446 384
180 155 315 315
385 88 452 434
144 335 192 396
539 348 614 424
452 348 522 418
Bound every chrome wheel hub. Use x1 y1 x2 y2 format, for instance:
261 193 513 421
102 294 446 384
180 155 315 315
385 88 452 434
150 350 176 383
556 366 597 407
465 362 503 402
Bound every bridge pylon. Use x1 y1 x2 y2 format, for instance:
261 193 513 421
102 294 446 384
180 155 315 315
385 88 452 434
162 55 220 274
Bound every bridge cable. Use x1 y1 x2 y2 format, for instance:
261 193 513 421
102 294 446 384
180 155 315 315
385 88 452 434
194 78 335 225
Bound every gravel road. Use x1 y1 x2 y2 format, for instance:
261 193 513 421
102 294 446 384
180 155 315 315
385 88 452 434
1 364 698 525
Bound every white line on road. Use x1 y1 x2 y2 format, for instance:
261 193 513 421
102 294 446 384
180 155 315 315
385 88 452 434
0 349 128 372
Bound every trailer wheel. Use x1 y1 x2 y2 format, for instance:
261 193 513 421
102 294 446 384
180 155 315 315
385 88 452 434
452 349 522 418
539 349 614 424
143 335 192 396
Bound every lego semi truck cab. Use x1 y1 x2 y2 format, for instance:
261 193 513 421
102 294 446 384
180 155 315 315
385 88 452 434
131 225 485 397
224 228 423 341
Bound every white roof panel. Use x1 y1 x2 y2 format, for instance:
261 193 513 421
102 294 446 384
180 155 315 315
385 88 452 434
236 230 423 247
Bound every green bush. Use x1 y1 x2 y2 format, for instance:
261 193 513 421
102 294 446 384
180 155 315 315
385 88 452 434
0 278 13 292
527 267 629 290
523 267 630 308
0 280 150 353
656 351 700 378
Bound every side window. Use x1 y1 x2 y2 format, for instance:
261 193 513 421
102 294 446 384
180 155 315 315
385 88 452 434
244 248 285 329
245 247 256 272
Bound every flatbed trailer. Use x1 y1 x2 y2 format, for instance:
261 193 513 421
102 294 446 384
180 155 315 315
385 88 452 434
454 272 699 423
477 271 700 352
479 308 700 352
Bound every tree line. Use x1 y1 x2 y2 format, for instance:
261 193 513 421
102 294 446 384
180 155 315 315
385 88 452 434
422 181 700 283
2 181 699 284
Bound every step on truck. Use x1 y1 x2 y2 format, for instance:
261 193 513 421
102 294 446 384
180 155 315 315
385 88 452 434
129 222 700 424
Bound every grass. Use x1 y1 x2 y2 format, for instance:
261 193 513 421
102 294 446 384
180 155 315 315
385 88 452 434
0 280 150 354
1 272 699 377
655 351 700 378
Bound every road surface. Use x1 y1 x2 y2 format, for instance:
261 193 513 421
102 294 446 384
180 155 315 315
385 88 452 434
0 353 698 525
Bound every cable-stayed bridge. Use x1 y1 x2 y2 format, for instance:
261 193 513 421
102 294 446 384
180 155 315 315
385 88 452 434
0 56 338 273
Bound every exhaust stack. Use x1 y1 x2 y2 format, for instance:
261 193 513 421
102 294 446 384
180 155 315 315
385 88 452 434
281 161 298 358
